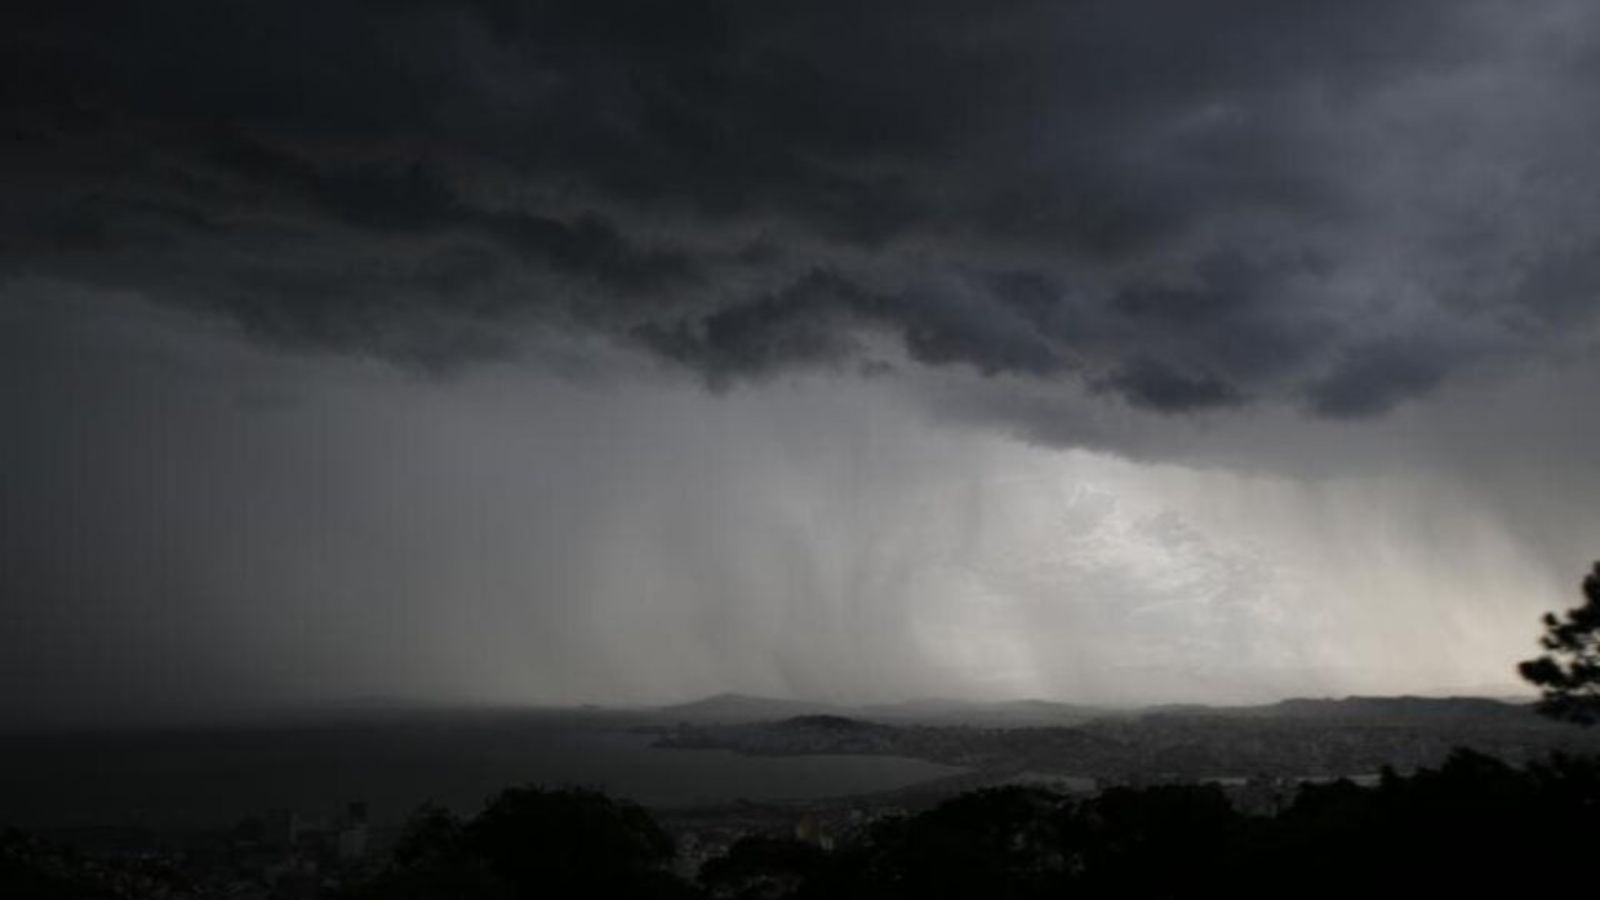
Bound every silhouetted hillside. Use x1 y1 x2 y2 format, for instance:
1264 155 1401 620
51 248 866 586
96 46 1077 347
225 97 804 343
653 695 1600 782
778 716 881 732
657 695 847 723
1240 695 1534 723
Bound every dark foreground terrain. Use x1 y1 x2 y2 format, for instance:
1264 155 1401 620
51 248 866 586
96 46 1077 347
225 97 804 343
8 747 1600 899
5 695 1599 898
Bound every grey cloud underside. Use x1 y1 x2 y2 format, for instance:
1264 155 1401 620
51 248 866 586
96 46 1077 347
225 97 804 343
5 0 1600 417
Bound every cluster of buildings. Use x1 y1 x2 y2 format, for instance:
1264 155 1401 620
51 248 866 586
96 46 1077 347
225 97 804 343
7 801 389 900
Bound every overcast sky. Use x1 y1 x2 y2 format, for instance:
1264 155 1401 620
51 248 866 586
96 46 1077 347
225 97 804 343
5 1 1600 725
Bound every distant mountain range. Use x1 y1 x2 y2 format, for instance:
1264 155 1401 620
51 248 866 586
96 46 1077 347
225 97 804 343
65 691 1534 734
652 693 1117 727
646 692 1590 787
648 692 1535 728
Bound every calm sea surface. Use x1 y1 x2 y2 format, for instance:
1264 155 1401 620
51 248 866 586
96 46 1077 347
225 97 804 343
0 715 964 828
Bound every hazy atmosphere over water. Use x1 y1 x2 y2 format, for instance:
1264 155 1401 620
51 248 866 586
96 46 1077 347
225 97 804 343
5 0 1600 726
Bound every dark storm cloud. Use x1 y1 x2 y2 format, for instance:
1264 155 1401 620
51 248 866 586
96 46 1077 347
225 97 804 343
1099 360 1244 414
5 0 1600 417
1306 337 1464 419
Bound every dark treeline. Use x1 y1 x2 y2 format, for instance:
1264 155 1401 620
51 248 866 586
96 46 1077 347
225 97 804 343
341 747 1595 899
7 748 1597 898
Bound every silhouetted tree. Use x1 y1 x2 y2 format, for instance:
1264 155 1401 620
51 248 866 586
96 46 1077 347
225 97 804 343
699 836 825 900
844 787 1076 900
1074 784 1242 897
339 788 696 900
338 804 511 900
1519 560 1600 724
466 786 689 898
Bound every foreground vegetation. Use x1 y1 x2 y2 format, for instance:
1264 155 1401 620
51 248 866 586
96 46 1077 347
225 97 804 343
318 747 1600 899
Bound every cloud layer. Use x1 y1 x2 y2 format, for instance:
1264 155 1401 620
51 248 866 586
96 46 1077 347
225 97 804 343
7 0 1600 425
5 3 1600 723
